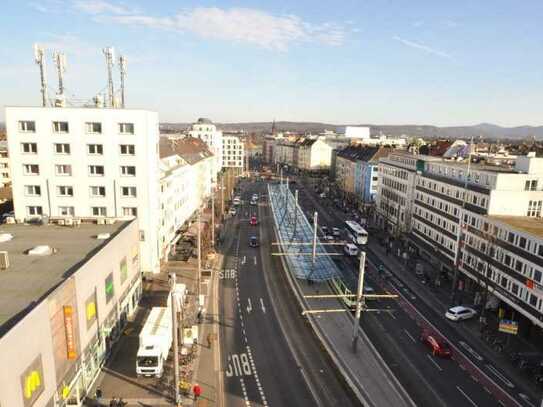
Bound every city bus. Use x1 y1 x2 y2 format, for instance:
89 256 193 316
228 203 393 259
345 220 368 245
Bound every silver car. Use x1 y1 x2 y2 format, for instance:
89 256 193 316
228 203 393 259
445 306 477 321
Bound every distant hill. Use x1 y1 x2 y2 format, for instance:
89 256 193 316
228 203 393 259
160 121 543 140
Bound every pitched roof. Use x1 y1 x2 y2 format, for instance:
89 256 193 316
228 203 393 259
337 145 392 163
159 136 213 165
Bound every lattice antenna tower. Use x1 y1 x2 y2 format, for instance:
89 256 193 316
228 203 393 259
33 44 48 107
119 54 127 108
52 50 67 96
103 47 115 107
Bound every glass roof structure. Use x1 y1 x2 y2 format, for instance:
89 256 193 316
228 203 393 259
268 183 340 282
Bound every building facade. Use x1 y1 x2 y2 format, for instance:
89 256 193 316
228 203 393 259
188 118 223 176
158 137 214 259
0 220 141 407
0 140 11 187
222 134 245 169
6 106 160 273
377 152 543 336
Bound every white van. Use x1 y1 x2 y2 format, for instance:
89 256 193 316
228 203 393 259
344 243 359 256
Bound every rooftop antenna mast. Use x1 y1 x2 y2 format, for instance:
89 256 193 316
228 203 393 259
103 47 115 107
33 44 48 107
52 50 67 107
119 54 127 108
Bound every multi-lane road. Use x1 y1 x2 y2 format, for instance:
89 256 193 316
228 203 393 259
293 174 540 407
218 179 358 406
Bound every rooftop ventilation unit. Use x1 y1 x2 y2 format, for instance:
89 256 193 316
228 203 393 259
28 245 53 256
96 233 111 240
0 233 13 242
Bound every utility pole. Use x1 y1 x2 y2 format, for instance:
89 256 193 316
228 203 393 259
352 251 366 352
221 175 225 217
170 273 180 405
290 190 299 243
197 208 202 299
211 183 215 248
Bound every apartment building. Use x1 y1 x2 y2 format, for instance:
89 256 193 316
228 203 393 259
222 133 245 169
188 118 223 176
158 136 214 259
0 141 10 187
402 153 543 333
376 152 433 235
0 220 140 407
5 106 161 273
336 145 392 203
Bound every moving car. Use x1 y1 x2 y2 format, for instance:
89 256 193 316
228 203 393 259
233 196 241 206
250 198 258 206
250 215 258 226
420 330 452 358
344 243 359 256
332 227 341 237
445 306 477 321
249 236 259 247
229 208 237 216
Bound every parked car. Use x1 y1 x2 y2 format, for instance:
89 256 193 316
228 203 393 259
250 216 258 226
321 226 328 235
445 306 477 321
332 227 341 237
229 208 237 216
249 236 259 247
420 330 452 358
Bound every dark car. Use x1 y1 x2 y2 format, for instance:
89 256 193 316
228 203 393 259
249 236 259 247
420 330 452 358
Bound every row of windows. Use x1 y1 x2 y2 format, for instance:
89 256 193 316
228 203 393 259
380 165 408 180
381 175 407 194
462 255 543 312
18 120 135 135
527 200 542 218
418 177 488 209
388 155 416 168
413 219 456 254
416 191 460 218
24 184 137 198
26 206 137 217
414 206 458 236
23 164 136 177
21 142 136 156
425 163 494 188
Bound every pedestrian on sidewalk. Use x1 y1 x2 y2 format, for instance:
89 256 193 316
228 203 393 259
193 383 202 401
207 333 213 348
109 398 118 407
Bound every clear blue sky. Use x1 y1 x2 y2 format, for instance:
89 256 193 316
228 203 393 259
1 0 542 126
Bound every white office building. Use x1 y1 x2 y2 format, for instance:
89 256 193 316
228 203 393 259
0 141 10 187
5 106 161 273
222 134 245 169
188 118 223 176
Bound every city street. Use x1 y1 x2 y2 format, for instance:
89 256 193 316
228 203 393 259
292 174 540 407
218 179 358 406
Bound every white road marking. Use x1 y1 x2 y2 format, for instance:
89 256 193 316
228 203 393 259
403 329 416 343
247 298 252 314
459 341 483 362
260 298 266 314
254 256 257 265
456 386 479 407
519 393 535 407
241 255 246 265
426 354 443 371
486 364 515 389
247 346 268 406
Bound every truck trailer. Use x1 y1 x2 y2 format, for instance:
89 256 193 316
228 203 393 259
136 306 172 378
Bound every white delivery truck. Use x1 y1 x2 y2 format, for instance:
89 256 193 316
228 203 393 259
136 305 172 378
344 243 359 257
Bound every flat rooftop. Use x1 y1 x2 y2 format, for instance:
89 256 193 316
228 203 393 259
0 221 131 335
489 216 543 238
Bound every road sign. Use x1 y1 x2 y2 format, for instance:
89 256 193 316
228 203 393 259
499 319 518 335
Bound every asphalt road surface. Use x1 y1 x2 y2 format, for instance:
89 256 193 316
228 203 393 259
218 179 359 407
292 176 533 407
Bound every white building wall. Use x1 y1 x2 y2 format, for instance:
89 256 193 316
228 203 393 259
189 122 223 176
309 139 333 169
6 106 160 273
222 135 245 168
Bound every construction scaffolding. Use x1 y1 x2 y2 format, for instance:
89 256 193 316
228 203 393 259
268 183 340 282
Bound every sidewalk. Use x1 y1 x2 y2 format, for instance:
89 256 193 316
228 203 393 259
368 238 542 398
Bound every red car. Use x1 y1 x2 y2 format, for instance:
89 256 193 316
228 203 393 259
250 216 258 226
420 330 452 358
